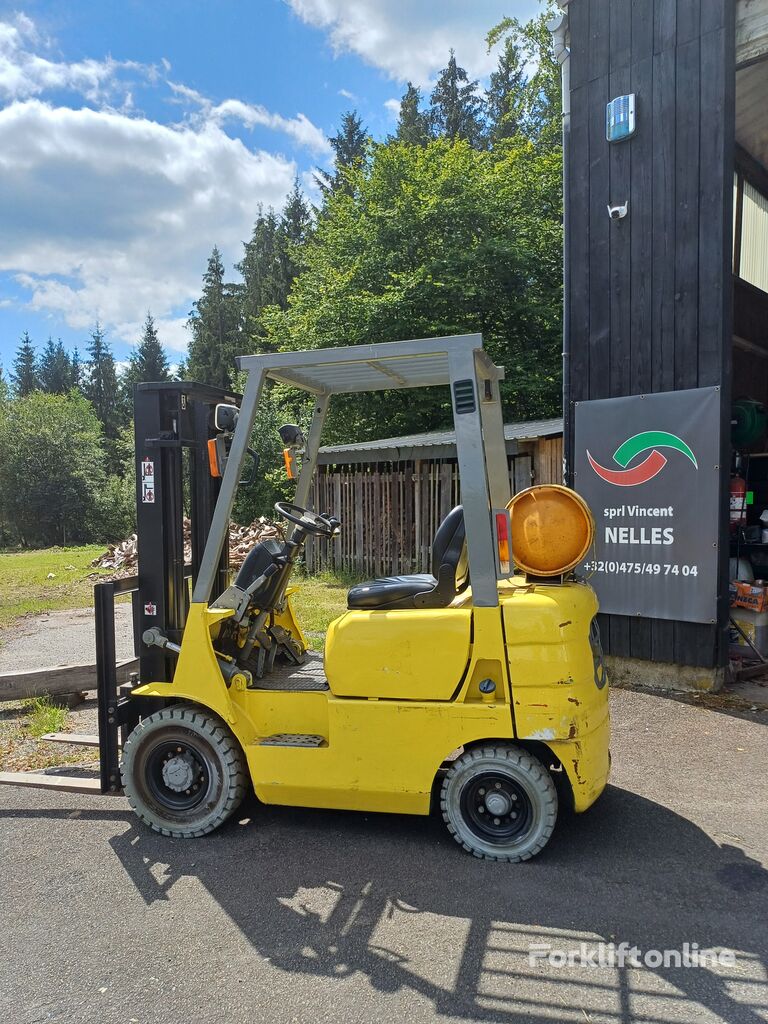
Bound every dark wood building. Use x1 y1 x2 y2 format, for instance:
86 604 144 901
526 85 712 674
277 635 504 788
557 0 768 684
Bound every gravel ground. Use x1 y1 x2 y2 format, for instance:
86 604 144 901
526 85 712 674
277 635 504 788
1 688 767 1024
0 606 134 771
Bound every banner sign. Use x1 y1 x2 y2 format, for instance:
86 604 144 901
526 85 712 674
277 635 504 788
573 388 721 623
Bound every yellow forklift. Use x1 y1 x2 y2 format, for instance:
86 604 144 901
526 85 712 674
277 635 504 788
6 335 611 861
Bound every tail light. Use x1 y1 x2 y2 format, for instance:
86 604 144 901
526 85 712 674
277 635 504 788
495 509 511 577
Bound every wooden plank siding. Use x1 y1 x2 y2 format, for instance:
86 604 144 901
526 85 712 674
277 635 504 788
564 0 735 668
306 439 561 578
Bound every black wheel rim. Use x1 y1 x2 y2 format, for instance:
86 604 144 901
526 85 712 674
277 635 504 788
144 739 212 812
460 771 534 844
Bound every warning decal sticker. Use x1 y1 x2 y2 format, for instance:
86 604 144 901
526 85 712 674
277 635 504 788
141 458 155 504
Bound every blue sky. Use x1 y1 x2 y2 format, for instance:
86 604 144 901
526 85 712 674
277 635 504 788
0 0 544 371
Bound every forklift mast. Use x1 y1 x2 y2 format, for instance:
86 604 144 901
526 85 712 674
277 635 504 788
133 381 239 682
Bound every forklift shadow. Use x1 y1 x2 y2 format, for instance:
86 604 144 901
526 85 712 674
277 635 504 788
100 783 768 1024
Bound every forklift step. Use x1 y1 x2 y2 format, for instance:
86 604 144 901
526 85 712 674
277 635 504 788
258 733 327 748
41 732 107 748
0 770 104 794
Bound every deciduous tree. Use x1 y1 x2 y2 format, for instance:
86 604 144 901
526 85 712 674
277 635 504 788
486 15 562 151
263 137 563 440
0 391 108 545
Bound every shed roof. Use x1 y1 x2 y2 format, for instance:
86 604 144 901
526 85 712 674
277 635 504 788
317 417 563 465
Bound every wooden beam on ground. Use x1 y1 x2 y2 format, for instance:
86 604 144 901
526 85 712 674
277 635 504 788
0 658 138 703
0 771 104 794
41 732 104 748
738 0 768 68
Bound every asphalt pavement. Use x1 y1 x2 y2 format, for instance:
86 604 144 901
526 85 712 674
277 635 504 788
1 688 767 1024
0 605 134 672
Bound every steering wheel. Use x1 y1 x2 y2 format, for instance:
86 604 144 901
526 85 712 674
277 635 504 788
274 501 339 538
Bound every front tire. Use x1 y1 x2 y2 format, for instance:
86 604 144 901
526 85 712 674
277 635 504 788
121 704 248 837
440 744 557 862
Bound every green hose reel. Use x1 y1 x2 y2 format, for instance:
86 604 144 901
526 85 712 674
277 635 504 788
732 398 768 448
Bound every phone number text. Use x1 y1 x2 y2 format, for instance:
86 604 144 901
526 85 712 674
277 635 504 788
583 561 698 577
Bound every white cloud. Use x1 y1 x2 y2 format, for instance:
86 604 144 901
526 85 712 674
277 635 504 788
167 81 331 156
115 316 190 353
208 98 331 155
1 100 296 346
0 13 330 354
338 87 356 100
286 0 542 87
383 97 400 118
0 12 155 102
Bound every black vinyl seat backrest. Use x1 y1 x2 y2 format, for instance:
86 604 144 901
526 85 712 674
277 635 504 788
431 505 468 591
234 538 288 609
347 506 469 612
423 505 468 605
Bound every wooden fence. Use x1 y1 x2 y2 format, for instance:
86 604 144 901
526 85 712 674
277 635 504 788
306 437 563 577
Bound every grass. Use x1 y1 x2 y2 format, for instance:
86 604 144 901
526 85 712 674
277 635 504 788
0 546 357 768
0 544 113 635
26 696 68 738
289 569 362 637
0 546 355 639
0 697 91 772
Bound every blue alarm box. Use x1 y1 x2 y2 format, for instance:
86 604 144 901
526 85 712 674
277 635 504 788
606 94 636 143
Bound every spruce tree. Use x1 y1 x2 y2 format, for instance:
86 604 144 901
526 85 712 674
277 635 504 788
10 332 38 397
237 209 283 344
429 51 486 147
486 38 527 143
83 323 124 443
70 347 82 390
236 184 311 349
187 247 241 388
278 180 311 299
395 84 430 146
38 337 73 394
123 313 170 391
315 111 368 196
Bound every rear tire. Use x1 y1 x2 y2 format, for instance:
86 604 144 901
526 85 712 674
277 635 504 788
121 704 248 838
440 744 557 862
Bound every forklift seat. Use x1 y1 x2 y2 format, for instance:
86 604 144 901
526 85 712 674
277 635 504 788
233 537 288 608
347 506 467 611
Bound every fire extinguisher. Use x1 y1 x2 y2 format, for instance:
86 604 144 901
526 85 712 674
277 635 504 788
731 470 747 533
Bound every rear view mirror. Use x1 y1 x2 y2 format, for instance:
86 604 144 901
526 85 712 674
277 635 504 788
278 423 305 449
215 403 238 433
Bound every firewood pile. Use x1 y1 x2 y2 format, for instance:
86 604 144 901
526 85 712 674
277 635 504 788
90 517 283 578
228 518 283 566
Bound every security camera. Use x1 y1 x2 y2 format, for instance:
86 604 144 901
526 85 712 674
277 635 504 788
607 202 629 221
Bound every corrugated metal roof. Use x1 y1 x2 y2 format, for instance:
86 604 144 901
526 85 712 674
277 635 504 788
737 1 768 68
737 58 768 171
319 417 563 457
741 180 768 292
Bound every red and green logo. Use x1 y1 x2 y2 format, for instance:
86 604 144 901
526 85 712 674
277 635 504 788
587 431 697 487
